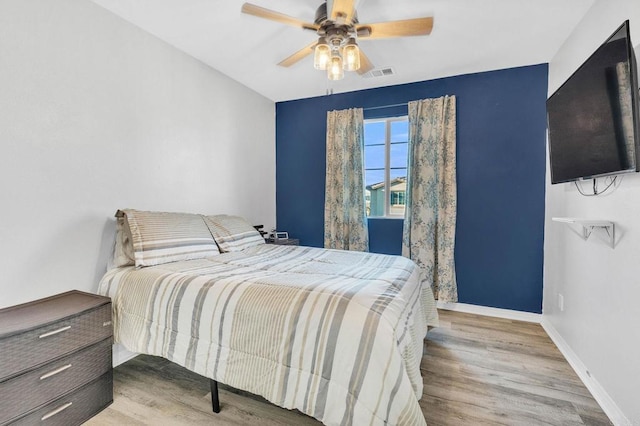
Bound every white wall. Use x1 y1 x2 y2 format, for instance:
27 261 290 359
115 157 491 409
0 0 275 308
545 1 640 424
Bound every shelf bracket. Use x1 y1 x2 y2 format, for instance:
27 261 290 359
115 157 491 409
552 217 615 248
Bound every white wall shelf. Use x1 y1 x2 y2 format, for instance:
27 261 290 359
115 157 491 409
552 217 615 248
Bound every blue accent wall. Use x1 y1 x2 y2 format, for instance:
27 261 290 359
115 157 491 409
276 64 548 313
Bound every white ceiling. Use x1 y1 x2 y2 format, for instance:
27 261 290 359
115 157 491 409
90 0 596 102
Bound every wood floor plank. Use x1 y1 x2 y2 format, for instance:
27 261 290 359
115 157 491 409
88 310 611 425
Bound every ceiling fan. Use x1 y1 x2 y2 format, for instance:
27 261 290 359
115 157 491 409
241 1 434 80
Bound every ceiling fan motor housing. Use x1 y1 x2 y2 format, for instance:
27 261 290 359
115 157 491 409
314 2 359 26
314 2 359 48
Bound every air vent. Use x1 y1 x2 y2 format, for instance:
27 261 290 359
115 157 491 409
362 67 395 78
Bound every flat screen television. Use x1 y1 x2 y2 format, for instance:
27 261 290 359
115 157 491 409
547 20 640 184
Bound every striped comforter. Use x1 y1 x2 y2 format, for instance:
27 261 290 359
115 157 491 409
98 244 438 425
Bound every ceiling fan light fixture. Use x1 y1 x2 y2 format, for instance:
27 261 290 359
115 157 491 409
327 52 344 80
241 2 434 82
314 37 330 70
342 38 360 71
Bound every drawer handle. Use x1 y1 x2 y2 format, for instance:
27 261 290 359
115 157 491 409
39 325 71 339
41 402 72 421
40 364 72 380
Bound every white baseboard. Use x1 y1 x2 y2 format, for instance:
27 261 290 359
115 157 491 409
436 301 542 323
541 319 630 426
112 343 138 367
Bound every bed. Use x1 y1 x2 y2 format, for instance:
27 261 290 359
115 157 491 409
98 210 438 426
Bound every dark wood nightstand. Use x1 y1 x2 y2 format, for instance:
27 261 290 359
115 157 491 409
266 238 300 246
0 290 113 425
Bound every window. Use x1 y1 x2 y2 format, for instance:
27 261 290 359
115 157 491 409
364 117 408 217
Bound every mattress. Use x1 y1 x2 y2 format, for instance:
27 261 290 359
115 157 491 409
99 244 438 425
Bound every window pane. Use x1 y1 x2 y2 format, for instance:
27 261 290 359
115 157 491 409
364 145 385 169
389 171 406 216
364 121 385 146
391 120 408 143
367 187 385 217
390 168 407 180
389 198 405 216
390 142 408 168
364 169 384 188
365 168 385 217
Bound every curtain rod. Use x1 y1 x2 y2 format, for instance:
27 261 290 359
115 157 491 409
363 102 408 111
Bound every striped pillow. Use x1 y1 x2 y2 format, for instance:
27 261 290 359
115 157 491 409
203 215 265 252
118 209 220 267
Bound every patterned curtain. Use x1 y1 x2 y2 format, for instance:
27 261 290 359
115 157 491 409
324 108 369 251
402 96 457 301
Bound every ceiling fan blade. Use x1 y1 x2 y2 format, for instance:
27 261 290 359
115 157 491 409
357 17 433 39
278 41 318 67
328 0 356 25
241 3 319 31
357 49 374 75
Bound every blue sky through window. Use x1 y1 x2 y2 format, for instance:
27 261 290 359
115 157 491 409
364 118 408 187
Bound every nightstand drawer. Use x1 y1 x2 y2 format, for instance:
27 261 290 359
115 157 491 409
0 304 112 382
9 372 113 426
0 338 112 424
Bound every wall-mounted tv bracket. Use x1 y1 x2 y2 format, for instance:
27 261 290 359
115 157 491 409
552 218 615 248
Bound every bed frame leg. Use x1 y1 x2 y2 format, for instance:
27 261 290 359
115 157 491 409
210 379 220 413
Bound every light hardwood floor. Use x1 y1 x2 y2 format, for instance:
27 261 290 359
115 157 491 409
87 310 611 425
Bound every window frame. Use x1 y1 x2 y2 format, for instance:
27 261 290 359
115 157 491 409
364 115 408 219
